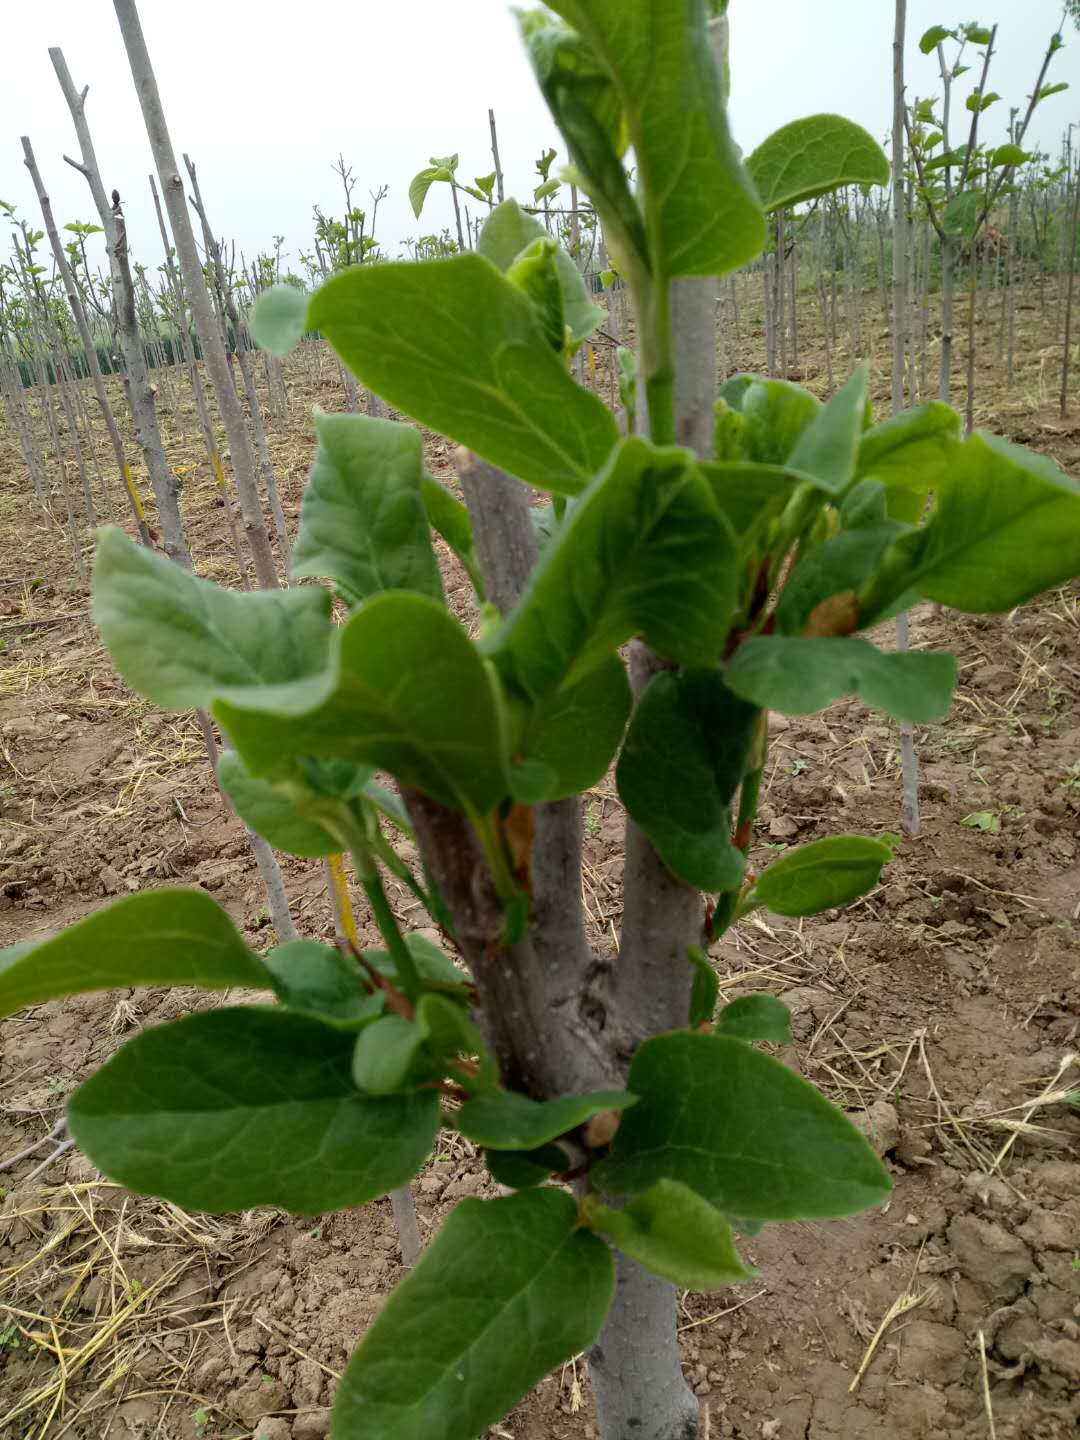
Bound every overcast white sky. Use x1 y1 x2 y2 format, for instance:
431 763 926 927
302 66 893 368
1 2 1076 283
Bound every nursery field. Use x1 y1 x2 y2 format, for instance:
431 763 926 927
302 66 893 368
1 280 1078 1440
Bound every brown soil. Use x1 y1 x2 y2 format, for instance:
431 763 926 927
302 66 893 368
1 281 1079 1440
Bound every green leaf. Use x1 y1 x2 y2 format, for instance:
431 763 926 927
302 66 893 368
542 0 765 276
0 889 267 1018
752 835 893 917
217 751 344 857
456 1088 636 1150
215 592 510 814
510 654 631 802
725 636 955 724
700 461 805 543
516 12 647 273
746 115 888 211
594 1031 890 1220
484 1143 568 1188
785 367 866 494
291 413 442 606
264 940 383 1029
67 1008 439 1214
942 190 980 237
92 528 335 715
991 143 1027 168
351 997 485 1100
589 1179 754 1290
533 176 562 202
1035 81 1069 104
687 946 720 1027
962 808 1000 834
506 237 567 352
352 1013 428 1094
478 198 605 346
854 402 960 507
250 284 308 356
719 375 821 466
331 1190 614 1440
366 934 472 995
716 995 792 1045
488 438 738 702
919 24 954 52
409 165 453 219
774 523 906 636
866 432 1080 616
415 992 497 1092
307 256 617 496
616 669 756 892
421 475 485 599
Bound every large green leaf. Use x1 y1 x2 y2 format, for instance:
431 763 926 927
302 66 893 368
543 0 765 276
489 438 738 702
725 636 955 724
616 669 755 892
718 375 821 465
456 1088 636 1150
0 889 268 1018
217 751 345 857
517 11 645 274
853 402 960 522
250 284 308 357
307 256 617 496
750 836 893 917
215 592 510 813
478 198 605 345
865 431 1080 616
785 367 866 495
594 1031 890 1220
510 654 631 802
330 1190 614 1440
67 1008 440 1214
589 1179 754 1289
92 528 335 714
291 413 442 606
264 940 383 1030
747 115 889 211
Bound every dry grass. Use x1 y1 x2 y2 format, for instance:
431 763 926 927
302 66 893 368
0 1172 288 1439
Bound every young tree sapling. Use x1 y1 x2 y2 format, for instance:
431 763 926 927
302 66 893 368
4 5 1080 1440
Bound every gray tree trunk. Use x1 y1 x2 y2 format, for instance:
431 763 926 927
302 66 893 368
1060 154 1079 418
389 1185 422 1268
50 48 190 570
939 234 955 402
147 172 248 584
20 137 152 549
182 155 291 566
111 0 279 589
